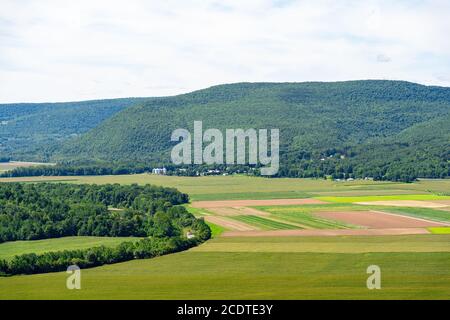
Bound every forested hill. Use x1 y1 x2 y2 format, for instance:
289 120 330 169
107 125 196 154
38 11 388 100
52 80 450 181
0 97 148 160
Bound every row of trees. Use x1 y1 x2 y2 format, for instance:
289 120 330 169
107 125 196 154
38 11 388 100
0 163 152 177
1 146 448 183
0 227 209 276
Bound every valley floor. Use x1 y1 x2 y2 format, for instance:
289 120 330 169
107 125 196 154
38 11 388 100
1 176 449 299
1 235 449 299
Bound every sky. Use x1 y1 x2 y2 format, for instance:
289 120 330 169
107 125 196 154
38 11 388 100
1 0 450 103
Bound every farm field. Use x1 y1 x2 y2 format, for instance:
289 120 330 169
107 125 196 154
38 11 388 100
0 161 54 173
0 174 449 200
318 194 450 203
190 196 450 236
1 235 450 299
230 215 300 230
192 234 450 253
429 227 450 234
1 176 450 299
255 205 356 229
0 236 140 261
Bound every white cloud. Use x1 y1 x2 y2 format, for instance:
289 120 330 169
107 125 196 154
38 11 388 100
0 0 449 102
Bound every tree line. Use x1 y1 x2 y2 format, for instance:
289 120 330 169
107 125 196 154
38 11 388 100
0 234 210 276
0 163 152 177
2 158 448 182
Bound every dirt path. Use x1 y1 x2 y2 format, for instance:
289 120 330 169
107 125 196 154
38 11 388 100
192 198 326 208
207 206 270 216
222 228 431 237
430 200 450 206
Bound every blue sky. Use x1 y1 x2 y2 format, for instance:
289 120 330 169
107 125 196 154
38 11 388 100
0 0 449 102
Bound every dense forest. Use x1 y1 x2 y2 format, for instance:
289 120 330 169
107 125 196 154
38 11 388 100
1 81 449 182
0 183 210 275
0 98 147 160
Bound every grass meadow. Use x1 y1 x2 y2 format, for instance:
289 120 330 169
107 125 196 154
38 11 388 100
0 236 140 261
1 235 449 299
230 215 300 230
1 176 450 299
0 174 449 200
429 227 450 234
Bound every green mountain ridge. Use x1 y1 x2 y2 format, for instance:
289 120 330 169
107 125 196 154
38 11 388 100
0 98 148 160
2 80 449 181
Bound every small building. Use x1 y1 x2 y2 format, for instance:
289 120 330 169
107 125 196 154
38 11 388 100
186 231 195 239
152 167 167 175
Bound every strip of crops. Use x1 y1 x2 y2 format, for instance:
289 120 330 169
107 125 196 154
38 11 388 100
272 211 353 229
231 215 300 230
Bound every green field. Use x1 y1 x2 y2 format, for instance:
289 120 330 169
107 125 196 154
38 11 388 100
1 176 450 299
0 236 139 261
231 215 300 230
1 235 450 299
0 161 54 172
257 205 357 229
429 227 450 234
0 174 449 200
192 234 450 253
205 222 227 237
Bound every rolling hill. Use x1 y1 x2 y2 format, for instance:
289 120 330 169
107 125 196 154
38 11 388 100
52 80 450 180
1 80 449 181
0 98 148 160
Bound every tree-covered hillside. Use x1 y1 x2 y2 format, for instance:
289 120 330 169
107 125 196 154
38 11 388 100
0 98 148 160
52 81 449 181
0 183 210 275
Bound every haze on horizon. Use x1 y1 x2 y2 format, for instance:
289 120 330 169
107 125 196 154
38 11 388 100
1 0 450 103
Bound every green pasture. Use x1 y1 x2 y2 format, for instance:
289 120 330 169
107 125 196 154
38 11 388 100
0 174 449 201
1 234 450 299
230 215 300 230
205 222 227 238
0 236 139 261
429 227 450 234
1 175 449 299
256 205 357 229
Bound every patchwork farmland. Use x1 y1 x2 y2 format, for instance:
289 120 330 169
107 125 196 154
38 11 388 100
1 175 450 299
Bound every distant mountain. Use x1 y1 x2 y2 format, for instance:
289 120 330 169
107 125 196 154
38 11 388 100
3 80 450 181
0 98 148 160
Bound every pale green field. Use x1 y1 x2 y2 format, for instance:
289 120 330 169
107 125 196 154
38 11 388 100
0 174 448 200
429 227 450 234
1 176 450 299
0 236 139 261
256 205 357 229
0 161 54 172
205 222 227 237
192 234 450 253
230 215 300 230
1 235 450 299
